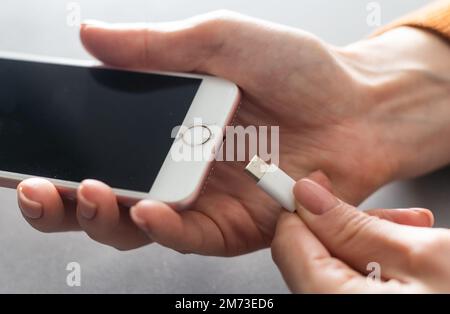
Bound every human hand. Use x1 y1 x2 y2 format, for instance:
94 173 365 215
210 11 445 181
17 12 450 253
272 178 450 293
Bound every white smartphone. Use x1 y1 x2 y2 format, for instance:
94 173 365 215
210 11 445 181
0 52 240 208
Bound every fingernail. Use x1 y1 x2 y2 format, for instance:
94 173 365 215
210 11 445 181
78 185 97 220
410 208 435 227
294 179 340 215
130 205 151 235
18 186 43 219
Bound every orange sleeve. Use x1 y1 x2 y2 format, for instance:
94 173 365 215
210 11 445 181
374 0 450 42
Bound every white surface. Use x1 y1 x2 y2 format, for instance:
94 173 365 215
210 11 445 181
1 0 448 294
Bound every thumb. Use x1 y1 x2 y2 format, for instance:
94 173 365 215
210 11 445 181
294 178 423 279
79 12 269 86
79 17 219 73
79 11 321 96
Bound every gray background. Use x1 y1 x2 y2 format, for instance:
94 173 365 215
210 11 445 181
0 0 448 293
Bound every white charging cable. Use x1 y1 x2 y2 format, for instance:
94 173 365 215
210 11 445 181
245 155 297 212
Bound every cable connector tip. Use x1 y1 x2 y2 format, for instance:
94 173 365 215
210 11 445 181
245 155 270 181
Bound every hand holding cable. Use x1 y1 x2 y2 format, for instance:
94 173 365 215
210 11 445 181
271 177 450 293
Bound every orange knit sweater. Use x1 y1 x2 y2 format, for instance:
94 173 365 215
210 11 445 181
376 0 450 41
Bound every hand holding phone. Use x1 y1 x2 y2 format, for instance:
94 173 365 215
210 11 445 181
16 13 447 255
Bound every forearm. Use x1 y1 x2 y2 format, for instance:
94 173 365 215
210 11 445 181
338 27 450 180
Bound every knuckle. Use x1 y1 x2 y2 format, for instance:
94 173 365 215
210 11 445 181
332 208 380 248
202 10 240 25
193 10 240 43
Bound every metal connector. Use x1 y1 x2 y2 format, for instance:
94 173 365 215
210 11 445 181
245 155 270 181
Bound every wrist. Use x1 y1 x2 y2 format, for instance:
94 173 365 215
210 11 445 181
337 27 450 181
340 27 450 79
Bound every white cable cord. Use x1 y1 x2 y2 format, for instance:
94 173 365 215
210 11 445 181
245 155 297 212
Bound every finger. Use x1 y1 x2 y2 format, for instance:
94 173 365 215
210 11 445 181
17 178 79 232
308 170 333 193
79 12 315 96
294 178 425 279
130 200 227 256
76 179 150 250
365 207 434 227
306 172 434 227
272 212 369 293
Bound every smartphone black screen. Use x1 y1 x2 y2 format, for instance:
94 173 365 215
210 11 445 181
0 58 201 192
